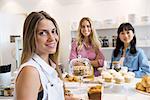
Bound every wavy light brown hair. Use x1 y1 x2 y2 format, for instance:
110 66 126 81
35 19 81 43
76 17 101 51
21 11 62 78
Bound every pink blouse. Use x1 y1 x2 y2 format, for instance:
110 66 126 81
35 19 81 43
69 40 105 76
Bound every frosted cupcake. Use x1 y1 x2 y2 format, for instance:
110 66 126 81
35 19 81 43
103 73 113 82
124 74 134 83
108 69 117 76
114 75 124 84
119 70 128 76
127 72 135 77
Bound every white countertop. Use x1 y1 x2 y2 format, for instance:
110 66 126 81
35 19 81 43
65 78 150 100
0 96 13 100
1 78 150 100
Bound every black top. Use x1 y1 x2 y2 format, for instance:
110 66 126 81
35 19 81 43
37 90 43 100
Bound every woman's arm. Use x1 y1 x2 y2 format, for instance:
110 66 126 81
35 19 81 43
134 49 150 78
15 66 41 100
90 48 105 68
69 41 78 61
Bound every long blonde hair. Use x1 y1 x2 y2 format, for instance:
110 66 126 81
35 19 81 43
21 11 62 78
76 17 101 52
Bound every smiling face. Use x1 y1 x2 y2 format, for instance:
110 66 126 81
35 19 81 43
119 29 134 46
80 20 91 37
35 19 59 55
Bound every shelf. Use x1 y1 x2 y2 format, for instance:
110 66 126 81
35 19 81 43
101 46 150 50
101 47 114 50
71 23 150 32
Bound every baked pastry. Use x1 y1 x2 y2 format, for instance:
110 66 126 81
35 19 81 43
108 69 117 76
103 73 113 82
88 85 103 100
146 87 150 93
119 70 128 76
124 74 134 83
73 66 85 76
136 82 146 91
141 75 150 88
114 75 124 84
4 87 14 96
127 72 135 77
101 71 109 78
136 75 150 93
64 74 79 82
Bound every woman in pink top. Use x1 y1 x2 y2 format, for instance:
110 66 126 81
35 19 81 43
69 17 105 76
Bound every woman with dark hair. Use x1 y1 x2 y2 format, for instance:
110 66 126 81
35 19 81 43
111 22 150 78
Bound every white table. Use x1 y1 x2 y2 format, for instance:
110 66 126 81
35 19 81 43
0 96 13 100
1 78 150 100
65 78 150 100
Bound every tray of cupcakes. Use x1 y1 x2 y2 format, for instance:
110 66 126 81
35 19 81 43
99 69 135 88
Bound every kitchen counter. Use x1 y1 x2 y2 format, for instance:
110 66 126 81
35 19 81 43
0 96 13 100
64 78 150 100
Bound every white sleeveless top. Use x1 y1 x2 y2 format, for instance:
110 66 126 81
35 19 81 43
14 54 64 100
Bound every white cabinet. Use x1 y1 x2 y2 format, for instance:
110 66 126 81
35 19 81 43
15 37 23 69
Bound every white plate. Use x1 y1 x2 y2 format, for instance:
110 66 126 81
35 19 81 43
102 81 114 88
64 82 80 89
135 89 150 96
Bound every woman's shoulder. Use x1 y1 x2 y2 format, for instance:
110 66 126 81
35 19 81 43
71 39 78 46
136 48 144 53
20 58 40 70
72 39 77 43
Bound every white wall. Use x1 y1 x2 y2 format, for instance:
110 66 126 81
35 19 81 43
0 0 150 72
59 0 150 70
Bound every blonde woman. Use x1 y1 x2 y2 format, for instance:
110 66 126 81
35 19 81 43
15 11 78 100
69 17 105 76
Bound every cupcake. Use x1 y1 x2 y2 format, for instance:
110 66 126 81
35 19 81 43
127 72 135 77
103 73 113 82
73 66 85 76
119 70 128 76
114 75 124 84
124 74 134 83
108 69 117 75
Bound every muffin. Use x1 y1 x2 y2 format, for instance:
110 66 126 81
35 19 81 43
88 85 103 100
119 70 128 76
124 74 134 83
103 73 113 82
4 87 14 96
64 74 79 82
73 66 85 76
108 69 117 76
114 75 124 84
101 71 109 78
127 72 135 77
